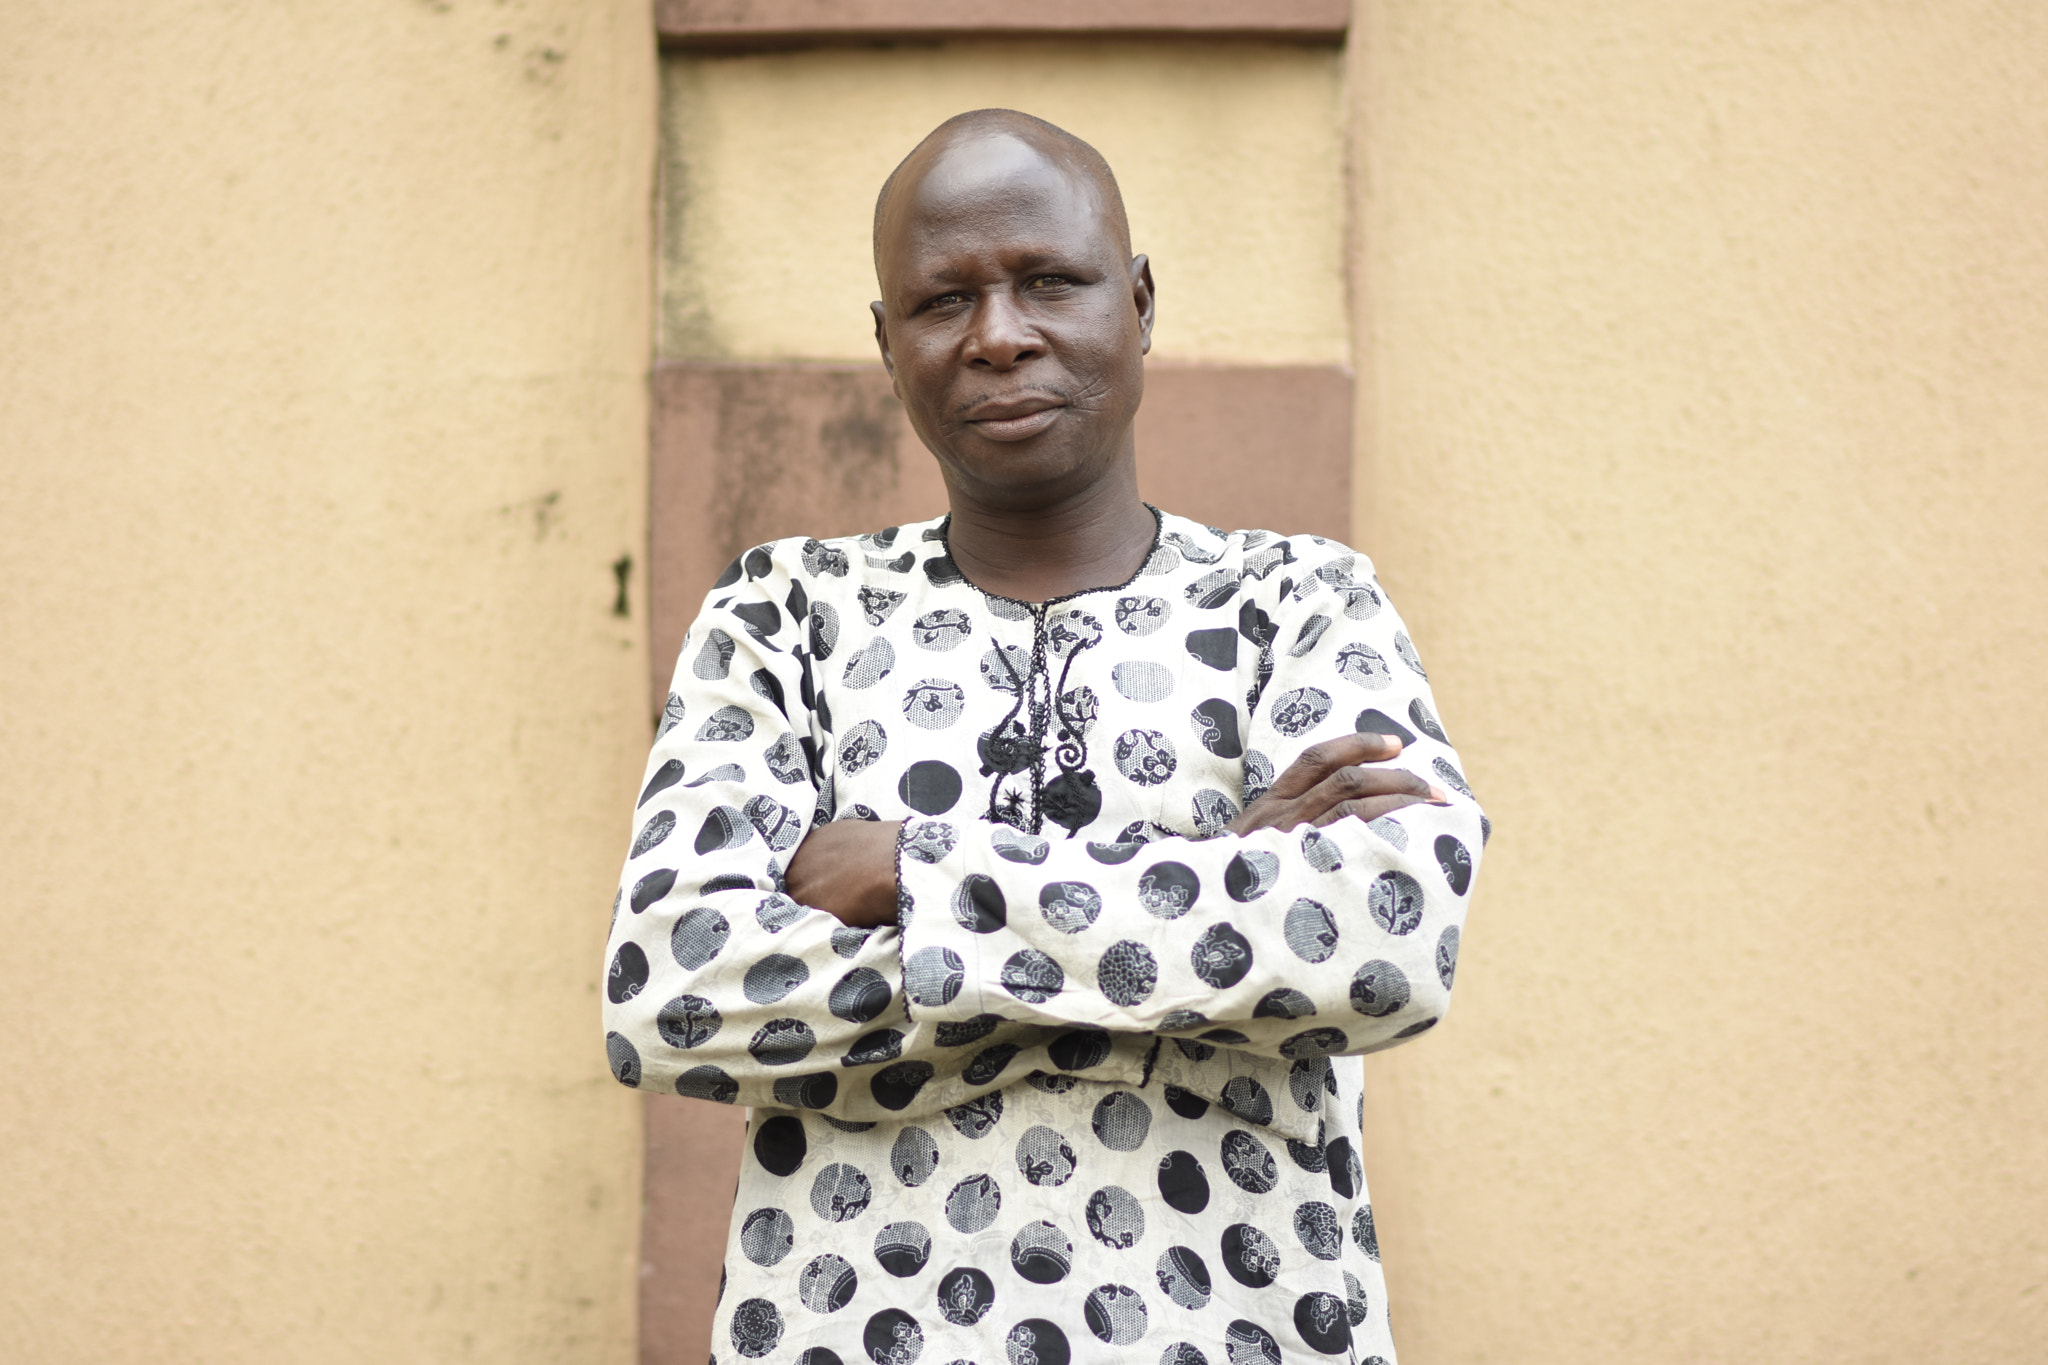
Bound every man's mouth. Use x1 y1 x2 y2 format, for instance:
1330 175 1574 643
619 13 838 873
964 398 1064 442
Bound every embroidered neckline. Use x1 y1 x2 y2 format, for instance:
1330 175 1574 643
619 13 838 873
934 504 1169 612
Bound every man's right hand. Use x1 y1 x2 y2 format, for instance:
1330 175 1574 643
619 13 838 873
1226 732 1448 837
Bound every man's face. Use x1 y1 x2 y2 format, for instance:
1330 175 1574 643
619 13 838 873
872 134 1154 508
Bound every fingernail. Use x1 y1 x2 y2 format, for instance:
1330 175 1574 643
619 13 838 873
1429 786 1451 803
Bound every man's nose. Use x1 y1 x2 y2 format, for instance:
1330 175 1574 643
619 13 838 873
963 292 1043 369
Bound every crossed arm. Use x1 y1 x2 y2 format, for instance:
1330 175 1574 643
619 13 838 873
603 536 1484 1118
787 732 1450 929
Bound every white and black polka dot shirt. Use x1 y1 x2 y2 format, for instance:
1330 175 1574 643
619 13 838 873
605 508 1486 1365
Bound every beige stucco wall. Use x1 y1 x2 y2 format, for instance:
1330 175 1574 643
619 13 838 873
1349 3 2048 1361
0 4 654 1362
658 41 1347 365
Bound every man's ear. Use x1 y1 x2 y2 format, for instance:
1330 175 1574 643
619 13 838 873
871 301 897 384
1129 255 1156 357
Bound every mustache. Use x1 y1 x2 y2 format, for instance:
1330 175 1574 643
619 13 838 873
946 376 1121 421
948 385 1072 419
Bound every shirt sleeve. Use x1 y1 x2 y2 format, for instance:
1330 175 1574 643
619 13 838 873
601 543 1153 1119
893 538 1486 1064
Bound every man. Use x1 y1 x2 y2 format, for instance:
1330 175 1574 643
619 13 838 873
604 110 1485 1365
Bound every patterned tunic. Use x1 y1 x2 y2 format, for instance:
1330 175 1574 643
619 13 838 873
603 508 1486 1365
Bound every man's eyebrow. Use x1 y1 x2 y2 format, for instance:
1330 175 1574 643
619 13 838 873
902 250 1089 287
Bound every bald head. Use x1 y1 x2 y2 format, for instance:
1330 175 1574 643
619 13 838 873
873 110 1131 281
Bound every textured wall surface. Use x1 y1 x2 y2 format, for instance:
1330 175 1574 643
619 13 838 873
658 41 1347 364
0 3 655 1361
1348 3 2048 1361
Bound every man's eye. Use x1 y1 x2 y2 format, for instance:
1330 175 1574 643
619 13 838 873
1028 275 1071 290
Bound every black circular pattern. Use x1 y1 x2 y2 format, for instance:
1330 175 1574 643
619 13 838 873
945 1093 1004 1140
899 760 963 815
1218 1077 1275 1125
1190 923 1254 989
675 1063 737 1103
904 947 964 1008
1049 1028 1112 1071
1219 1131 1279 1194
1190 697 1244 758
952 873 1008 933
754 1115 806 1177
1084 1185 1146 1249
1345 1271 1371 1327
1157 1150 1210 1213
1112 661 1175 702
1115 594 1170 635
1091 1092 1153 1151
944 1174 1002 1233
747 1017 816 1067
1155 1246 1212 1309
811 1164 873 1223
1267 687 1331 737
902 679 966 731
605 1031 640 1087
1009 1222 1073 1284
1282 898 1339 962
1293 1292 1351 1355
829 967 893 1024
1037 880 1102 933
891 1127 939 1187
1224 849 1281 902
1096 940 1159 1006
1293 1201 1342 1260
1367 870 1425 936
871 1060 935 1111
607 941 648 1004
964 1042 1022 1087
873 1221 931 1278
1137 861 1200 918
738 1207 794 1266
742 953 808 1005
1333 644 1391 691
656 994 720 1049
1353 1204 1380 1261
1253 987 1315 1019
1016 1125 1077 1187
1084 1283 1149 1344
1219 1225 1281 1289
799 1253 859 1313
1113 729 1178 786
1349 960 1411 1018
730 1298 783 1358
999 949 1064 1003
1434 833 1472 895
936 1266 996 1326
910 607 971 650
1005 1319 1070 1365
863 1307 924 1365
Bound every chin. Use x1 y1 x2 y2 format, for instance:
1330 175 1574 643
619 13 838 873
945 432 1111 495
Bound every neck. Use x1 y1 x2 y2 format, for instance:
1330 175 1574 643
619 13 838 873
941 459 1155 604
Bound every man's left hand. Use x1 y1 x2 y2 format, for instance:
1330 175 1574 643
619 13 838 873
785 819 904 927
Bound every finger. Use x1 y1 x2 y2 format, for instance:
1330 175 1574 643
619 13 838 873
1311 792 1431 827
1293 763 1437 822
1233 762 1434 837
1260 732 1405 803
